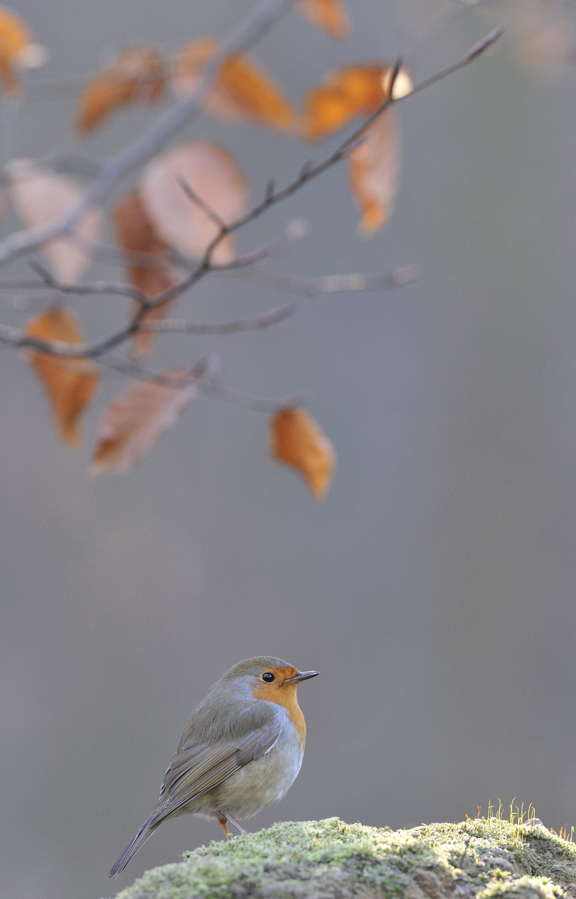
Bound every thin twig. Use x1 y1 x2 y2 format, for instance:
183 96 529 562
101 351 304 413
29 259 152 306
234 265 420 296
65 216 308 274
139 302 297 334
409 26 504 98
36 152 103 179
177 177 228 232
99 353 218 387
200 380 307 413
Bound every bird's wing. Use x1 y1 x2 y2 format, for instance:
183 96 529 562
156 723 280 819
109 724 280 878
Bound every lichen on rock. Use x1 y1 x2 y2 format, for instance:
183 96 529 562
108 816 576 899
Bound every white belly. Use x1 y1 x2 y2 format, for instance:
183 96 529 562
184 724 304 821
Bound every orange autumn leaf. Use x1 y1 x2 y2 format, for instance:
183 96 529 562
301 63 412 141
348 106 401 233
270 408 335 499
0 6 31 61
113 191 180 357
25 307 99 447
302 64 388 141
8 160 102 282
301 64 411 231
296 0 351 40
90 370 199 476
77 44 165 133
0 5 41 95
171 38 296 132
140 140 249 265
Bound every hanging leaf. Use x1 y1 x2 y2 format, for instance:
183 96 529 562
171 38 296 132
300 64 411 231
77 44 165 133
0 5 44 95
8 159 102 283
270 407 335 499
113 191 180 357
25 307 99 447
90 370 199 476
140 140 249 265
296 0 351 40
301 63 412 141
348 106 401 233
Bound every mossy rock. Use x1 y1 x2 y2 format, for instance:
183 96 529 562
110 816 576 899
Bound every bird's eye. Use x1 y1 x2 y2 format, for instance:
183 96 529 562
261 672 275 682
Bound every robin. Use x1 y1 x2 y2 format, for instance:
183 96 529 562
109 656 318 878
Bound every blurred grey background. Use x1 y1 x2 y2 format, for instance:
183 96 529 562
2 1 576 898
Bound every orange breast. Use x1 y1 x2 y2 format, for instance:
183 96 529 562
252 667 307 748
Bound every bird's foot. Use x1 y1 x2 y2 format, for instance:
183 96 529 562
219 812 245 836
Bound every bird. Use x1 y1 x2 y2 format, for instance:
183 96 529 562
109 656 318 878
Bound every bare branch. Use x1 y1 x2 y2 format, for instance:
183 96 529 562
36 152 103 179
177 176 228 233
139 302 298 335
216 28 504 241
0 0 294 268
0 27 500 366
99 353 219 387
21 216 306 287
0 319 140 358
201 381 307 413
99 351 304 413
28 259 151 306
235 265 420 297
0 281 295 359
409 26 504 97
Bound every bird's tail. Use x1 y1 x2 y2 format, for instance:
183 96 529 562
108 812 160 879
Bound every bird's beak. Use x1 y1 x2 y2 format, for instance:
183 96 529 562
284 670 319 684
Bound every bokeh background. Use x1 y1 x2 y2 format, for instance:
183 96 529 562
2 1 576 898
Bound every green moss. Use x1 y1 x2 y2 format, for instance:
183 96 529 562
109 817 576 899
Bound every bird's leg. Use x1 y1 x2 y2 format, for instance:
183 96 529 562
224 812 246 834
218 817 230 838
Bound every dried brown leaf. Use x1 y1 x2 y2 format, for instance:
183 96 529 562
8 160 102 282
348 106 401 233
113 191 180 357
90 370 199 476
25 307 99 447
140 140 249 265
301 62 411 141
296 0 352 40
270 407 335 499
0 5 34 95
171 38 296 132
302 64 390 141
77 44 165 133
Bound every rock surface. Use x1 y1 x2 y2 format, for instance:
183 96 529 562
109 816 576 899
